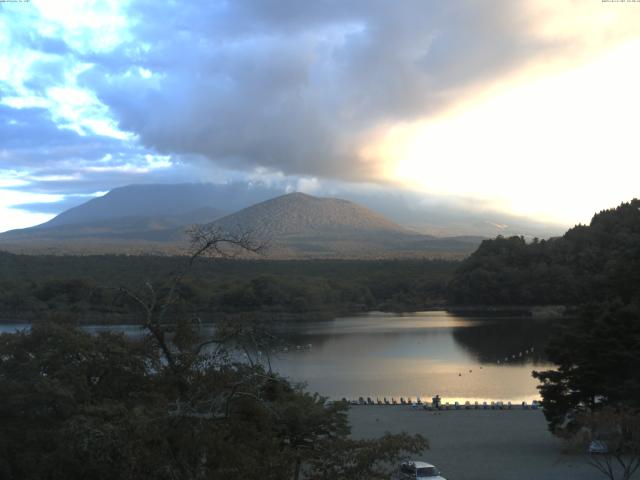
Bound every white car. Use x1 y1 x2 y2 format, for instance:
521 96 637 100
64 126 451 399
396 460 447 479
588 439 609 454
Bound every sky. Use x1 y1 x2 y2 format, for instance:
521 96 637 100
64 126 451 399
1 0 639 233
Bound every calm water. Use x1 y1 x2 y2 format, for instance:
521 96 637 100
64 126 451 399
269 311 555 403
0 311 556 403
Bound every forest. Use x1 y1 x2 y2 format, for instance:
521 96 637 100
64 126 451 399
447 200 640 467
0 253 456 322
448 199 640 306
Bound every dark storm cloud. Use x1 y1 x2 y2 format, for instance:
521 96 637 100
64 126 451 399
81 0 551 181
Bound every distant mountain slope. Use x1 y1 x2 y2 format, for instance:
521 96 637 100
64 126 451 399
39 183 282 228
19 182 562 239
0 207 226 243
0 189 484 258
206 193 480 257
20 182 565 238
212 192 411 236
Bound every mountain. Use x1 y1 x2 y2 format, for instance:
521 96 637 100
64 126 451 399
207 193 479 258
13 182 563 240
18 182 563 238
212 192 406 236
37 183 283 228
0 190 482 257
0 183 283 253
1 207 226 243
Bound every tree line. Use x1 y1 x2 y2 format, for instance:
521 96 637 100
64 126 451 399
448 199 640 306
0 254 455 322
450 199 640 479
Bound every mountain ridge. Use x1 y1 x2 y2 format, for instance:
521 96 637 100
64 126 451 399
18 183 564 238
38 183 283 228
0 190 481 257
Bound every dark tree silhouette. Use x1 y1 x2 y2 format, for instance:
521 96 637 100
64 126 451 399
533 302 640 433
0 227 427 480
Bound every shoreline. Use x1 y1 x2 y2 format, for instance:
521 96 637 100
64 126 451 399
445 304 571 318
0 309 350 325
0 304 573 325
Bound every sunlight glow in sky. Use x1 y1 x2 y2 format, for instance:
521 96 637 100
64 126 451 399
385 40 640 224
0 189 62 230
1 0 639 232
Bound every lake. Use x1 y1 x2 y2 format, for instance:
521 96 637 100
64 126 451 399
0 311 557 403
269 311 555 403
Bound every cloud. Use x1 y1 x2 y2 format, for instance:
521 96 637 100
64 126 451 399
0 102 206 204
75 0 637 182
12 192 103 215
1 0 638 231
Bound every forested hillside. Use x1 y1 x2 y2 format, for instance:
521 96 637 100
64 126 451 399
448 199 640 305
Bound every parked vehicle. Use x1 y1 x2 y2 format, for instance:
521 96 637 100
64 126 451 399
588 439 609 454
396 460 447 479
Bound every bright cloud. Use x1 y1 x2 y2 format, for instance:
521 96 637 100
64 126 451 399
0 187 63 231
386 39 640 224
31 0 131 53
0 0 639 232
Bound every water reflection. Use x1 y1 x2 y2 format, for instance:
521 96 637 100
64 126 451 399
451 317 553 365
269 312 557 402
0 312 558 402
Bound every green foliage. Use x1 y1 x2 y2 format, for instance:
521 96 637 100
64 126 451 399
449 199 640 306
0 323 426 479
446 199 640 440
533 301 640 432
305 433 428 480
0 256 456 320
0 323 160 479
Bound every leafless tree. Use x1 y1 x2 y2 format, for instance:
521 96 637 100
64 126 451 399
118 225 266 370
582 407 640 480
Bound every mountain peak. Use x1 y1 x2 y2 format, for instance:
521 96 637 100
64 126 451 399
275 191 327 202
0 185 485 257
211 192 407 237
283 191 311 198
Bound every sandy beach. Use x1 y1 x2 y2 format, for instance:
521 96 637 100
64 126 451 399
348 406 604 480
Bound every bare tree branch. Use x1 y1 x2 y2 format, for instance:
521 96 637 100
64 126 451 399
118 225 266 372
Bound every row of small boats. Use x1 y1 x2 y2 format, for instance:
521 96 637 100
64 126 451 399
342 397 541 410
